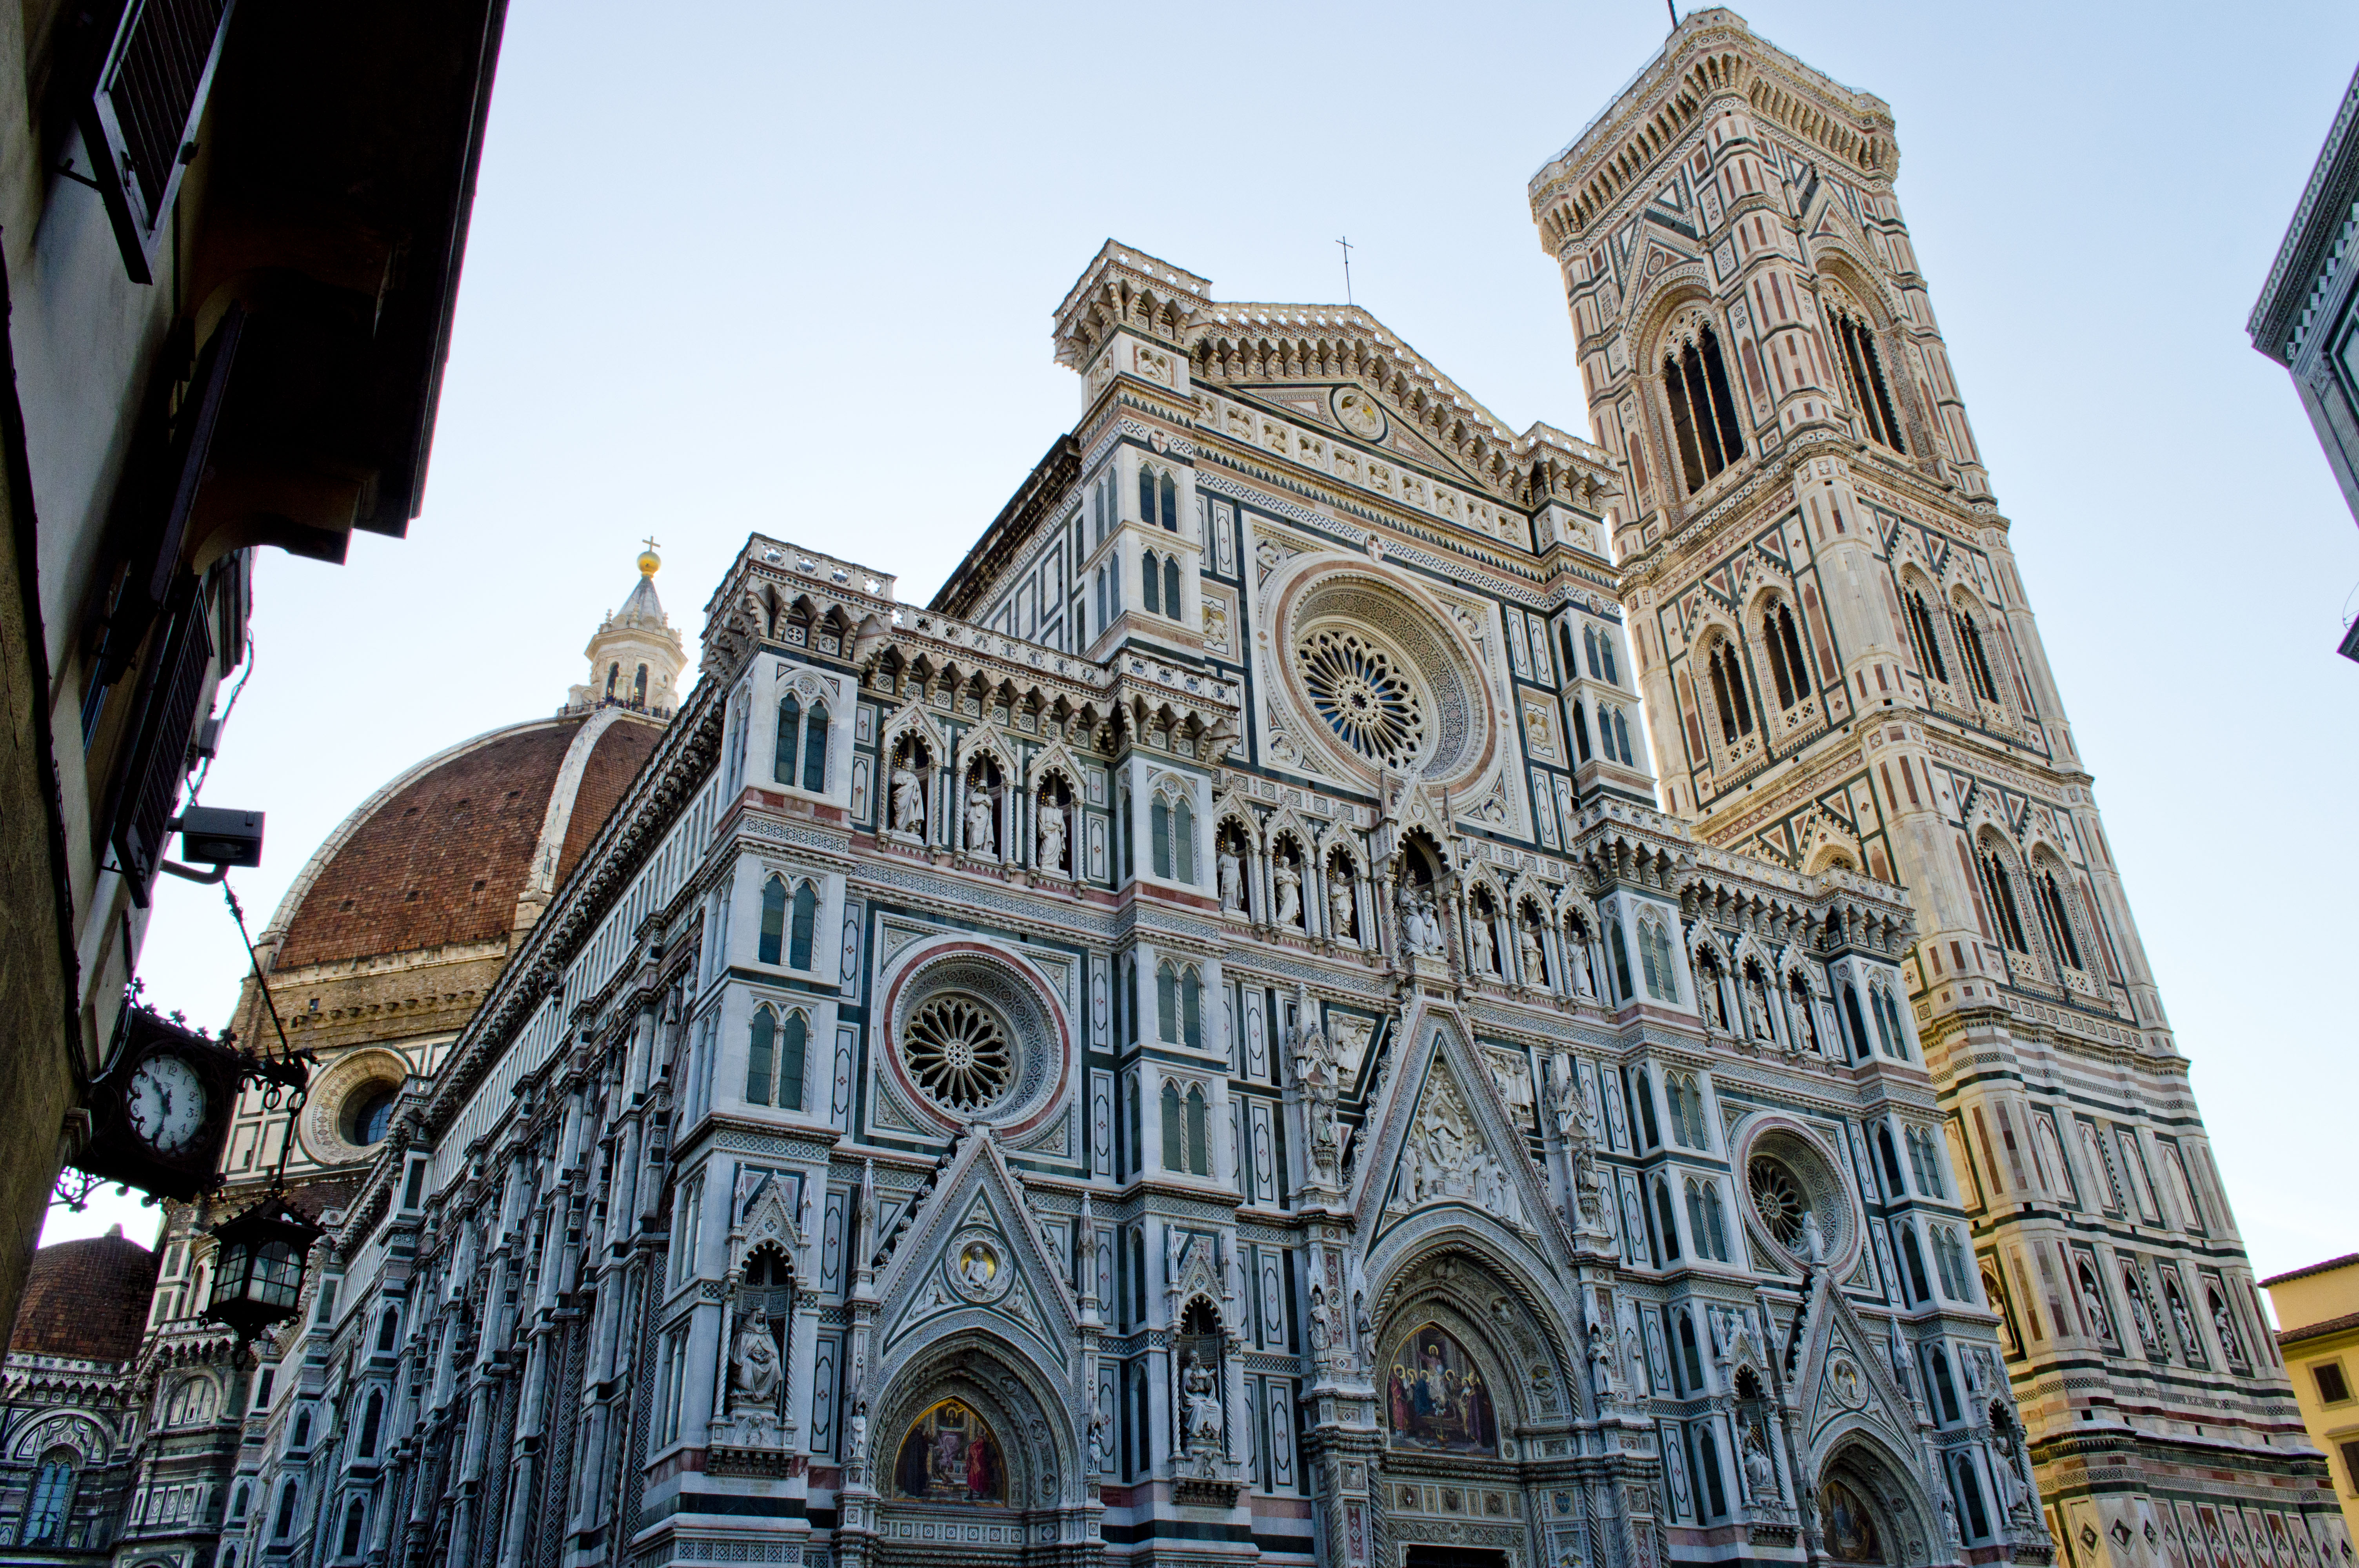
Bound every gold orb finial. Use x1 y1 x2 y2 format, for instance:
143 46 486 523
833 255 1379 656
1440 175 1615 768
638 535 661 577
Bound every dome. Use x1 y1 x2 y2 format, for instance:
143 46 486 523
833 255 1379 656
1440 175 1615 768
9 1231 158 1363
267 708 663 970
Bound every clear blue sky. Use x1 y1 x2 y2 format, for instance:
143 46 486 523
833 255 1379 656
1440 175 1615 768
58 1 2359 1300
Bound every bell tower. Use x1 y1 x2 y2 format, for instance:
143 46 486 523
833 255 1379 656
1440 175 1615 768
1531 10 2339 1564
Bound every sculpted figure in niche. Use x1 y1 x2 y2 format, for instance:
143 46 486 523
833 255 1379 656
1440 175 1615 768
728 1308 782 1412
1518 917 1547 986
1218 843 1244 912
1468 908 1497 975
890 758 926 833
1182 1354 1224 1454
1743 966 1774 1040
1740 1424 1779 1502
1274 854 1302 927
1036 794 1067 873
1328 862 1356 940
965 782 996 855
2079 1268 2113 1343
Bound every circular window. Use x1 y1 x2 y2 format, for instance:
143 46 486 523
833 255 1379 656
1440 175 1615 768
345 1087 396 1146
903 995 1014 1113
884 945 1066 1132
1295 628 1428 769
1273 567 1494 789
1748 1156 1809 1248
1737 1122 1857 1269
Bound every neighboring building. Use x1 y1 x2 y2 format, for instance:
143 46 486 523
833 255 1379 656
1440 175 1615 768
2250 59 2359 563
1530 9 2331 1561
0 0 511 1336
0 1227 157 1559
2268 1256 2359 1546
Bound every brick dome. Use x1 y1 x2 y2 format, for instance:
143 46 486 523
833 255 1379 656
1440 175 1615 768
267 709 663 970
9 1230 158 1363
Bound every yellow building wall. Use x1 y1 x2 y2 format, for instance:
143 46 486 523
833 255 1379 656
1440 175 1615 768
2268 1259 2359 1545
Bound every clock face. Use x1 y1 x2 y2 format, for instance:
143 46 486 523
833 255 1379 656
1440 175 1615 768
125 1053 208 1157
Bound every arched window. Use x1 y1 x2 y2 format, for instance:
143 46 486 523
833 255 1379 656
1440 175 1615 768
1904 588 1951 685
801 701 829 791
1584 625 1602 677
1906 1127 1946 1198
1876 987 1910 1060
1704 639 1753 744
1899 1225 1932 1303
758 874 787 965
1634 1067 1660 1147
1830 307 1906 452
1842 982 1872 1060
1600 632 1619 684
634 664 649 706
2034 867 2083 970
1606 917 1634 1000
1160 472 1178 531
1760 597 1811 710
1952 604 2003 706
376 1306 398 1352
358 1388 384 1457
1173 798 1196 883
1161 1080 1183 1171
1879 1125 1906 1194
1138 465 1156 526
1613 708 1634 765
1869 985 1896 1056
605 662 620 697
1977 847 2030 953
789 880 817 970
777 1012 807 1111
341 1496 369 1556
1653 1176 1681 1263
1572 701 1592 762
1163 554 1181 617
1141 549 1163 615
1663 323 1746 493
273 1481 302 1539
22 1449 76 1544
1679 1308 1707 1391
1694 1424 1729 1519
747 1004 777 1105
1685 1179 1729 1261
1185 1085 1210 1176
775 695 801 784
1150 796 1172 879
1182 966 1203 1051
1157 961 1178 1041
1637 920 1680 1003
232 1483 250 1521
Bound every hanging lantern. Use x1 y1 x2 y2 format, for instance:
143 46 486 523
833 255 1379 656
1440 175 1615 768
204 1191 323 1342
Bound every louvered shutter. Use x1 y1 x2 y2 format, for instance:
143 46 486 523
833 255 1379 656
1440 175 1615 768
109 577 214 901
78 0 238 284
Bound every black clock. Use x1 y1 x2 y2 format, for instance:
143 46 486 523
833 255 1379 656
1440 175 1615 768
75 1002 244 1201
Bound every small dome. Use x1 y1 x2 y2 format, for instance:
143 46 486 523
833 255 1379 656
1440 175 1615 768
10 1233 158 1363
637 546 661 577
269 711 662 970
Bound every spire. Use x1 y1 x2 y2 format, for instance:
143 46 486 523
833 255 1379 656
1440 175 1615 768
564 542 686 719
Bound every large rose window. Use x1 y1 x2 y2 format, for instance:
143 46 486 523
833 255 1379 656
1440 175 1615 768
903 995 1014 1113
1273 568 1493 788
1295 628 1428 770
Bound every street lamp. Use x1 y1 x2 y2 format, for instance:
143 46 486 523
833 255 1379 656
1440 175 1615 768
204 1191 322 1343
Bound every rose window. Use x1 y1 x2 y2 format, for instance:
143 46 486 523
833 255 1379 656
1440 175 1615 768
1749 1156 1809 1249
1295 628 1427 770
903 995 1014 1112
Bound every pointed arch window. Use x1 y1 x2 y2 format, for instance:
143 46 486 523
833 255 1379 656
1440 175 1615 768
1693 1423 1729 1519
1878 1125 1906 1194
1612 708 1634 765
1761 596 1811 710
1157 961 1179 1041
1598 630 1619 685
1585 625 1603 678
341 1496 370 1557
1842 982 1872 1060
1704 640 1753 744
358 1388 384 1456
1904 588 1951 685
789 881 817 970
1906 1127 1946 1198
273 1481 301 1539
1151 795 1172 879
606 662 620 698
1634 1067 1661 1148
1160 472 1178 531
1951 603 2003 705
1875 987 1910 1060
750 1007 807 1111
1653 1176 1681 1263
1185 1084 1210 1175
1663 323 1746 493
1607 917 1634 1001
1572 701 1593 762
23 1450 76 1545
775 695 801 784
1141 550 1163 615
376 1305 399 1352
1163 554 1182 617
1831 307 1906 452
747 1004 776 1105
1977 848 2030 953
758 874 787 965
2034 867 2083 970
801 701 829 790
1139 465 1156 527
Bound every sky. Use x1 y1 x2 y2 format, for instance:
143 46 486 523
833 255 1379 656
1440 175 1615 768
47 1 2359 1305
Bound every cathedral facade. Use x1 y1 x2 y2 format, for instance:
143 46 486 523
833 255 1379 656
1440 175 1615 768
16 13 2334 1568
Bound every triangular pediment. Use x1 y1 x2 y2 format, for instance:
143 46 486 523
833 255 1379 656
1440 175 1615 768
1789 1274 1920 1456
1223 383 1497 495
874 1132 1078 1367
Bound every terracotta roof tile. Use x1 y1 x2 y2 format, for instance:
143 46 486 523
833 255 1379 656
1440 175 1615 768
9 1233 158 1363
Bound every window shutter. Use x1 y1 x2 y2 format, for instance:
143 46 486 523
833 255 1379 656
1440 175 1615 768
107 576 214 901
78 0 238 284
